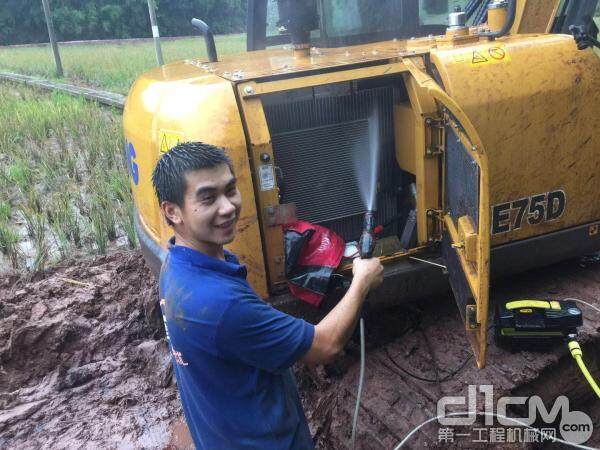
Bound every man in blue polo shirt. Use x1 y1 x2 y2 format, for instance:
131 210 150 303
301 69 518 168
151 142 383 449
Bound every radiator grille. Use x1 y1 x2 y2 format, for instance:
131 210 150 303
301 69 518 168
271 120 368 223
445 124 480 228
264 85 401 240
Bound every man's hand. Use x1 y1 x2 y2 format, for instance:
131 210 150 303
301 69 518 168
301 256 384 366
352 257 384 291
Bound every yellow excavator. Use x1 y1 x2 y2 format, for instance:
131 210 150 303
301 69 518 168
123 0 600 368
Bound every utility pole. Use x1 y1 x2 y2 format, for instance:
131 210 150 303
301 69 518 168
41 0 63 77
146 0 164 66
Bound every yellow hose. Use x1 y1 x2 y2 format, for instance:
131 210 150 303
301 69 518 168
568 341 600 398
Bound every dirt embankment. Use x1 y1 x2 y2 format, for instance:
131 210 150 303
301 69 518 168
0 252 181 449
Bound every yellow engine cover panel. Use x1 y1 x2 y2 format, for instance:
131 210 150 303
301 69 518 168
123 63 268 297
431 34 600 246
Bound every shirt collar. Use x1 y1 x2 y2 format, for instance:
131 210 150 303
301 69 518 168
168 237 246 278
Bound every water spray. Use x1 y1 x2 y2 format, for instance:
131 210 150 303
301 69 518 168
351 103 382 448
356 103 381 260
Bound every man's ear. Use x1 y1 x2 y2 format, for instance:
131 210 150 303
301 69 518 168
161 201 184 226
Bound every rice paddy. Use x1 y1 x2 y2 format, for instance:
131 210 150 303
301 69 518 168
0 34 248 273
0 83 133 273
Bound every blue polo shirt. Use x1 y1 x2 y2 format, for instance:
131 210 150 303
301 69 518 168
159 241 315 449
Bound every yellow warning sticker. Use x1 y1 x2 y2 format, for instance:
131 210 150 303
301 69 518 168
451 44 511 67
159 130 184 154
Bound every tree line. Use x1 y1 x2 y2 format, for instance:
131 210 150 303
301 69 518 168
0 0 247 45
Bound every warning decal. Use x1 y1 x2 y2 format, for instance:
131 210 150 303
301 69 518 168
159 130 184 155
471 50 488 64
488 46 506 60
258 164 276 191
451 44 511 67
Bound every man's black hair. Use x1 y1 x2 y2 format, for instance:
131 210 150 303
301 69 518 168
152 142 233 225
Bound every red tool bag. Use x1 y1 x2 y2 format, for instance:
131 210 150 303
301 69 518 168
283 221 345 307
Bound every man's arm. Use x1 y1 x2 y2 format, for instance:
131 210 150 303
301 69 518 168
300 257 383 366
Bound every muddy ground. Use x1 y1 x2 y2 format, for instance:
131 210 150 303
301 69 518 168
0 252 177 449
1 250 599 449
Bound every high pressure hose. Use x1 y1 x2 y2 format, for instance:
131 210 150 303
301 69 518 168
351 211 377 449
565 297 600 315
393 411 596 449
564 297 600 398
568 341 600 398
351 318 365 448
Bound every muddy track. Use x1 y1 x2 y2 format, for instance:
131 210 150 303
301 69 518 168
1 251 599 448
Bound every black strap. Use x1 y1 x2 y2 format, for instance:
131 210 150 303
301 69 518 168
569 18 600 50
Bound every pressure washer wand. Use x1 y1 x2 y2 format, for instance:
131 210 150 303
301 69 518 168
359 211 376 259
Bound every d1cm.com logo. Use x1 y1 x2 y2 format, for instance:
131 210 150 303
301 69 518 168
437 385 593 445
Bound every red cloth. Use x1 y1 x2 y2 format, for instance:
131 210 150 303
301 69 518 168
283 221 345 307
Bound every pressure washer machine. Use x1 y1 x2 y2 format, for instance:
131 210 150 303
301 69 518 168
495 299 583 348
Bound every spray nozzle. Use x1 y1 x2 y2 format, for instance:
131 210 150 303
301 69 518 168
359 211 376 259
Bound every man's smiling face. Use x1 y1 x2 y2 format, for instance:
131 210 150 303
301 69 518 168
164 163 242 255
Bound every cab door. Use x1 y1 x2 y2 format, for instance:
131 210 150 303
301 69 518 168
404 59 491 368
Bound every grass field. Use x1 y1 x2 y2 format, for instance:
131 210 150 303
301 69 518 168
0 82 133 272
0 34 246 94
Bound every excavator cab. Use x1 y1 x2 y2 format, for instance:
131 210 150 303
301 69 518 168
246 0 599 51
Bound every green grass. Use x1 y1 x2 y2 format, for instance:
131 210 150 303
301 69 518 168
0 34 246 94
0 82 135 273
596 16 600 57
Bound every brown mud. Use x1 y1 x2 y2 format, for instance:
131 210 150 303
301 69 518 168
1 251 599 449
0 252 179 449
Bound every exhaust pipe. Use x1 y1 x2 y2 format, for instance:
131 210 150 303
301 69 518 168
191 18 218 62
276 0 318 58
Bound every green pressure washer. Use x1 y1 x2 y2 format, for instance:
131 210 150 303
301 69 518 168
495 298 600 398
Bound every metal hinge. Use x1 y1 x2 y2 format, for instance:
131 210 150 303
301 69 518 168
426 209 443 242
466 304 479 330
425 116 445 157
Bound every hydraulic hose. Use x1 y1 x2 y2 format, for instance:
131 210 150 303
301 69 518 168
568 341 600 398
464 0 484 21
473 0 490 26
478 0 517 38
